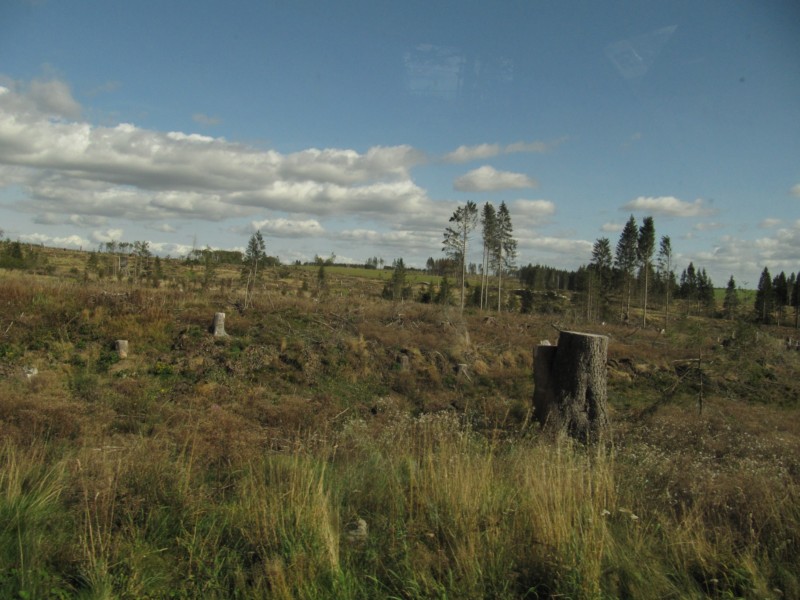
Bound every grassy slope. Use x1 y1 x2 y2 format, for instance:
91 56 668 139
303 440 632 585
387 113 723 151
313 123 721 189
0 250 798 599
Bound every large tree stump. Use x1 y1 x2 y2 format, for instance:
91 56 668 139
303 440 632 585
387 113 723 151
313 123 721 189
533 331 610 442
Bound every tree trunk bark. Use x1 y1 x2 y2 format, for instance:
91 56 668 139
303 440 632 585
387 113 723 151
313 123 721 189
533 331 610 442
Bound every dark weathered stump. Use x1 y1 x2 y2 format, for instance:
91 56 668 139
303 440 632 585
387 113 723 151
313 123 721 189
533 331 609 442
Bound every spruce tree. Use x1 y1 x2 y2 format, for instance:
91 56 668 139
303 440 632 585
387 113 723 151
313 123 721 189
773 271 789 326
723 275 740 320
589 237 613 321
494 201 517 313
242 230 266 309
754 267 774 324
637 216 656 326
615 215 638 319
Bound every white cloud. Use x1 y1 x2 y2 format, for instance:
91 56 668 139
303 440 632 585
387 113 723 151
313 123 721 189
251 218 325 238
91 228 124 243
0 77 430 227
453 165 537 192
621 196 714 217
512 199 556 221
443 138 565 163
759 218 781 229
19 233 90 248
791 184 800 198
443 144 501 163
27 79 81 119
601 222 624 233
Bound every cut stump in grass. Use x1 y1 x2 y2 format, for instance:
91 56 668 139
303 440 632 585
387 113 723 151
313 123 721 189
533 330 609 442
212 312 228 337
116 339 129 359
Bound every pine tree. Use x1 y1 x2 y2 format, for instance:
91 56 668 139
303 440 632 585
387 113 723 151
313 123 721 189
615 215 638 320
494 201 517 313
754 267 774 324
589 237 613 321
791 272 799 329
773 271 789 326
242 230 266 309
480 202 497 310
723 275 740 320
382 258 408 301
637 216 656 326
442 201 478 313
657 236 673 330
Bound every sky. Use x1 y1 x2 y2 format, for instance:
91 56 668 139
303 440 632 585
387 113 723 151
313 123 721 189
0 0 798 286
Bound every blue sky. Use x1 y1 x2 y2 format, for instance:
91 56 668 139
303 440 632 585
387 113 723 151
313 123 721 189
1 0 798 286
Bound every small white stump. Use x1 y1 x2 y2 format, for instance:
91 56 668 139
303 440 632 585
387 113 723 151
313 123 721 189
116 340 129 359
212 312 228 337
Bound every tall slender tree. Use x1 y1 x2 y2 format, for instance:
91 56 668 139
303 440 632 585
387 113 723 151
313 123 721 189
791 271 799 329
443 201 478 313
754 267 774 323
773 271 789 326
723 275 740 320
589 237 613 321
480 202 497 310
637 216 656 326
242 230 266 309
615 215 638 320
657 235 673 330
494 201 517 313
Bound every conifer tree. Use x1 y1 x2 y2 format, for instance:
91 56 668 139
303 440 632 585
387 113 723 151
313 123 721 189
480 202 497 310
494 201 517 313
791 271 799 329
242 230 266 309
615 215 638 319
637 216 656 326
657 235 673 330
773 271 789 326
589 237 613 320
723 275 740 320
443 201 478 313
754 267 774 323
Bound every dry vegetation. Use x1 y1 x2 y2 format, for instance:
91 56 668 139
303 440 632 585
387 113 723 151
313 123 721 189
0 249 798 599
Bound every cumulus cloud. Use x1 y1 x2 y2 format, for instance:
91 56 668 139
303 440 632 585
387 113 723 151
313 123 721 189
601 222 624 233
0 77 430 228
90 228 124 243
512 199 556 221
443 144 501 163
250 218 325 238
443 138 566 163
26 78 81 119
621 196 714 217
759 218 781 229
453 165 537 192
19 232 90 248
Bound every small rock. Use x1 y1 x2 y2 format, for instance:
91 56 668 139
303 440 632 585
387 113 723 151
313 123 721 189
345 518 368 545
